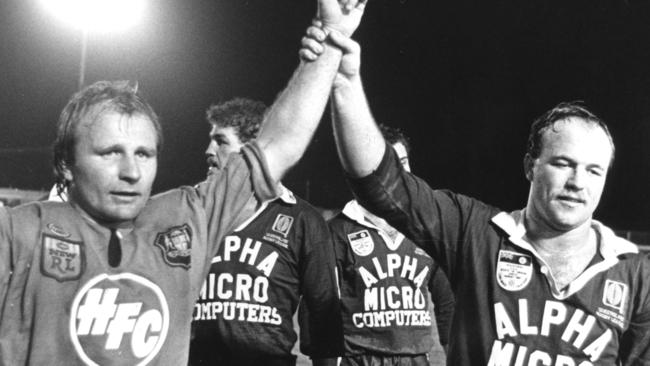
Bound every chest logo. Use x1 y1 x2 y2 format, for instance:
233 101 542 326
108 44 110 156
496 250 532 291
47 223 70 238
154 224 192 269
603 279 628 313
41 234 84 282
70 273 170 366
271 214 294 238
348 230 374 257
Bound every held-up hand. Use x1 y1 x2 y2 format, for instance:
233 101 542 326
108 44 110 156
318 0 367 37
300 22 361 87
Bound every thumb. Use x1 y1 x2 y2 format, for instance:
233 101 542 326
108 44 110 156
328 30 360 55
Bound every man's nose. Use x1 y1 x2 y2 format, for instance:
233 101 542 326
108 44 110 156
566 167 587 190
119 155 141 183
205 140 217 158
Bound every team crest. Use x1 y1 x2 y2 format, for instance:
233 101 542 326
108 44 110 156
41 234 84 282
272 214 294 238
603 279 628 313
348 230 374 256
496 250 532 291
46 223 70 238
154 224 192 269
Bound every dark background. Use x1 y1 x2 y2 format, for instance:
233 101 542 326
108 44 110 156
1 0 649 230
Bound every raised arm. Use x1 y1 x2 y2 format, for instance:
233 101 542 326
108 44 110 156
300 23 385 178
327 31 385 178
256 0 367 182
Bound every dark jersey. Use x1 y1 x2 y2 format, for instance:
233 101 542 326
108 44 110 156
348 144 650 366
190 187 340 363
0 143 278 365
329 200 454 356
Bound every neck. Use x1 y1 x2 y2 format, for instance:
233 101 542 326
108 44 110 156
524 211 594 255
69 200 134 231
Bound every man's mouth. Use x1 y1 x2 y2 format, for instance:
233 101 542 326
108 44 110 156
556 195 585 205
111 191 140 200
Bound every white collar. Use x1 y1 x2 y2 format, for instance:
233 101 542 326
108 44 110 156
491 209 638 299
341 200 404 250
275 183 296 205
491 209 638 258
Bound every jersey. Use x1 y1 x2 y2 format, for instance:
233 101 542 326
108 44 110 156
329 200 454 357
0 143 279 366
348 144 650 366
189 186 340 364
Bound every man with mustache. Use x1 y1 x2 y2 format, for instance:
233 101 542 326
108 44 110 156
300 26 650 365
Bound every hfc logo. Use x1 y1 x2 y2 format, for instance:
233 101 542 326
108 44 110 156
70 273 170 365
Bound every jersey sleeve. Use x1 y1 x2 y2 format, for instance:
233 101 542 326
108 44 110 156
196 141 280 257
296 208 342 358
0 208 12 314
427 265 455 346
620 254 650 365
347 142 499 283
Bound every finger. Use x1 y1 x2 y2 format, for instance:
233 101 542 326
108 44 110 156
311 18 323 28
350 0 367 12
306 26 328 43
300 37 325 55
343 0 356 12
328 30 360 54
299 49 319 62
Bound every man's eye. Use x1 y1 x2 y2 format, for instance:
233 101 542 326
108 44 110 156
589 169 603 177
100 150 119 157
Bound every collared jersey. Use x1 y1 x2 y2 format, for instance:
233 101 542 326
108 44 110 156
348 144 650 366
190 186 340 362
329 200 454 356
0 143 278 366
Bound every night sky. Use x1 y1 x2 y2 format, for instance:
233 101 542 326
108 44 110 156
1 0 649 230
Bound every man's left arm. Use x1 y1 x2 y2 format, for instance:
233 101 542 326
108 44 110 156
619 254 650 365
427 265 455 351
256 0 367 183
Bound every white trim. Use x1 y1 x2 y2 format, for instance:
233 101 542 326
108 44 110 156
491 209 638 299
232 183 296 232
341 200 404 250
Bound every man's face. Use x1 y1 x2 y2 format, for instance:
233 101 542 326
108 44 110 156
205 125 244 171
525 118 612 232
392 142 411 172
65 112 158 225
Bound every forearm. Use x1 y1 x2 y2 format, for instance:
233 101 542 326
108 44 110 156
331 73 385 178
257 43 343 182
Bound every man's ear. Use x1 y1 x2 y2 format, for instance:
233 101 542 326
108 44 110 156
523 154 534 182
61 161 73 182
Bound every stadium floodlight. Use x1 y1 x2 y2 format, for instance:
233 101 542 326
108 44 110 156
41 0 147 89
41 0 147 34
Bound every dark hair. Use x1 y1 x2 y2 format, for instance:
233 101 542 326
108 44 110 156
53 80 162 194
379 123 411 155
526 102 615 166
206 98 267 143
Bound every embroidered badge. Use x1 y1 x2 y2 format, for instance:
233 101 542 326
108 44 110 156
496 250 532 291
46 223 70 238
272 214 294 238
348 230 374 257
41 234 84 282
603 279 628 313
154 224 192 269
